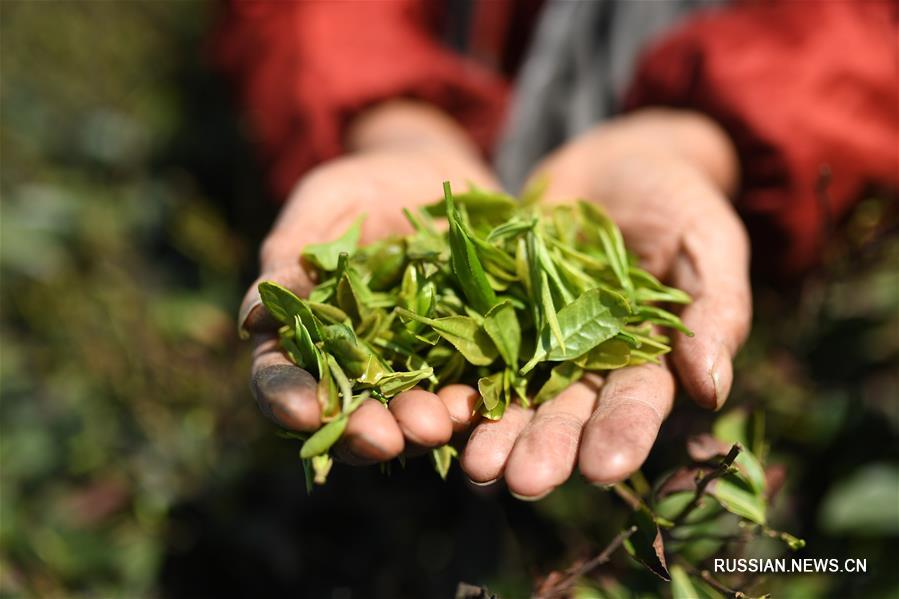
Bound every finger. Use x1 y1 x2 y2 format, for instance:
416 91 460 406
670 200 751 409
461 404 533 485
578 363 675 485
336 399 405 464
238 262 316 336
250 334 321 431
389 389 453 448
503 380 599 500
437 384 481 432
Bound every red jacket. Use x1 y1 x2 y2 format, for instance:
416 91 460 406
213 0 898 274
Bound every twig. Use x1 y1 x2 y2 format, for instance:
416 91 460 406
681 562 749 598
533 526 637 599
672 444 742 526
699 569 745 598
612 482 641 510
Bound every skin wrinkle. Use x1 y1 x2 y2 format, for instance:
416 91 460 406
252 364 319 430
593 389 666 425
517 411 585 461
463 405 532 481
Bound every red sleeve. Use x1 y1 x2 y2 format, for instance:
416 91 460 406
626 0 899 275
212 0 509 200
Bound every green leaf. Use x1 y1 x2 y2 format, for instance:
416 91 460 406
540 270 565 352
321 323 379 379
670 565 724 599
316 352 340 419
632 305 692 336
713 409 750 448
575 338 631 370
377 367 434 398
578 201 633 296
477 371 504 412
522 287 623 373
258 281 304 325
362 237 406 290
306 301 351 325
336 263 372 323
444 181 498 314
396 308 498 366
630 267 691 304
431 444 458 480
301 457 314 494
534 362 583 405
326 354 354 411
735 450 767 496
293 315 319 375
818 463 899 536
426 185 518 224
311 454 333 485
670 565 698 599
486 216 536 242
710 473 767 524
484 301 521 367
299 416 348 459
302 215 364 271
356 355 390 386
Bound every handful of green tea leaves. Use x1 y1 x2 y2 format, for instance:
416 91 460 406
258 182 691 484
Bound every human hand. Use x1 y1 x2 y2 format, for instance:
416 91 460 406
461 109 752 498
239 102 498 463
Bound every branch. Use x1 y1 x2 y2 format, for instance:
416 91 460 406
680 562 759 599
672 444 742 526
533 526 637 599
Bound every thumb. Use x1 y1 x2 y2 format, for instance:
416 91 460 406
238 233 316 336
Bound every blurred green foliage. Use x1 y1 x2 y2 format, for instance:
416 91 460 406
0 2 268 595
1 2 897 598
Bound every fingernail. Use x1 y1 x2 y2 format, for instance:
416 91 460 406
710 348 733 411
467 477 498 487
238 291 263 339
353 433 391 460
252 365 319 430
510 489 552 502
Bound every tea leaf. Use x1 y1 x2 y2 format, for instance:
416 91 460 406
478 371 504 412
377 367 435 398
431 444 458 480
258 281 304 325
710 473 767 524
293 315 319 375
302 215 364 271
484 301 521 367
534 362 583 405
299 415 348 459
575 338 631 370
579 201 632 296
311 454 333 485
322 323 378 379
486 217 536 242
632 305 692 336
396 308 498 366
671 566 714 599
326 354 353 411
522 287 623 373
445 182 497 314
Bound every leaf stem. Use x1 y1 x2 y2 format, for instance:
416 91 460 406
672 444 742 526
533 525 638 599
